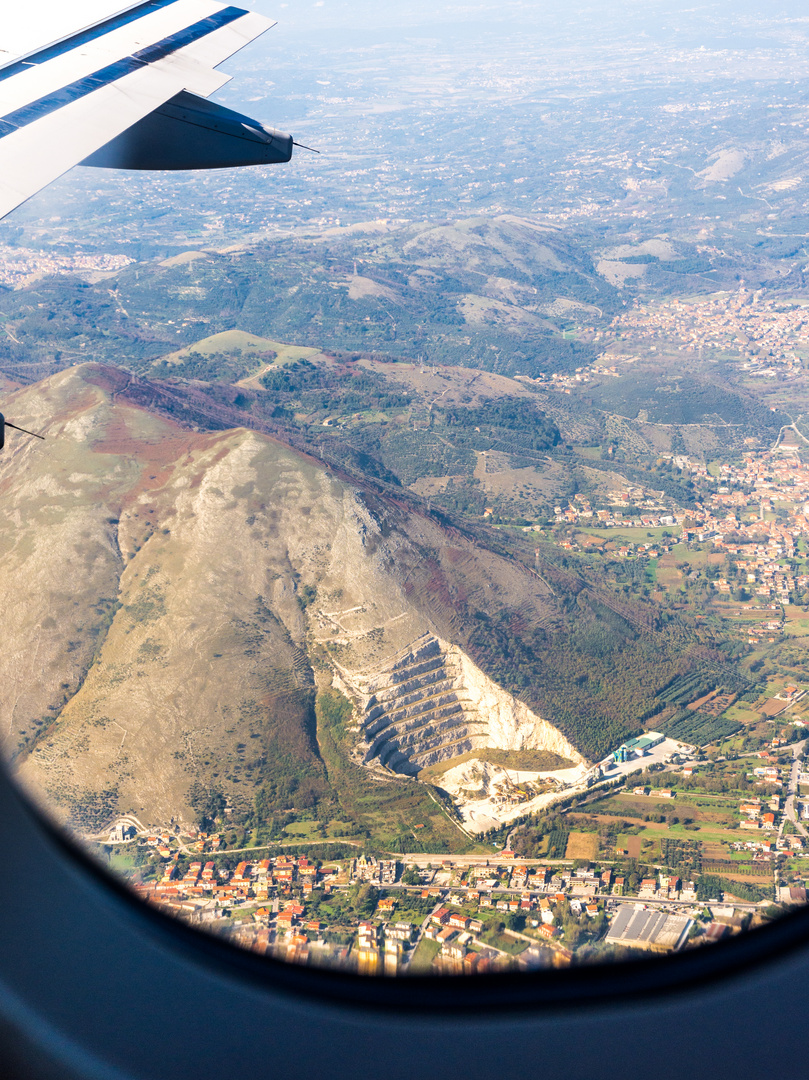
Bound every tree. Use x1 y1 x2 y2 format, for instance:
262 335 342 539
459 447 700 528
563 920 583 947
355 884 379 917
188 782 226 831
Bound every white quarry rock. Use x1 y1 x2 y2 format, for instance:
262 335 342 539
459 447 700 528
340 634 584 776
452 645 582 762
438 756 590 834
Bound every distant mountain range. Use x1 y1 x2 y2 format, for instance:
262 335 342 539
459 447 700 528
0 215 618 386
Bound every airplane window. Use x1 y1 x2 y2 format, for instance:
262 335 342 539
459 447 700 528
4 0 809 986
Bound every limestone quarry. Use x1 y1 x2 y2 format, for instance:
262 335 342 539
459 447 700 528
333 632 586 833
434 757 589 834
336 633 581 774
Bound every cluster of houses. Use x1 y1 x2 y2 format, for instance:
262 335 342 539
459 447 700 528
551 490 680 532
461 864 693 904
355 919 416 975
751 763 782 786
0 244 134 289
545 440 809 612
350 854 399 885
613 289 809 371
143 829 223 856
132 852 332 908
689 453 809 606
122 832 809 975
739 795 780 831
513 362 621 393
353 864 723 973
417 905 566 975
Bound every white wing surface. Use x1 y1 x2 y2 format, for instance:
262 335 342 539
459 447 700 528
0 0 278 219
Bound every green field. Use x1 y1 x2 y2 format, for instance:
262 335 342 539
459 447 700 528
481 929 530 956
723 704 763 725
577 526 676 544
668 544 717 567
159 329 285 360
284 820 328 839
107 847 140 874
409 937 441 973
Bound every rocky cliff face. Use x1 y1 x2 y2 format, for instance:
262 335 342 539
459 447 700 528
341 634 583 775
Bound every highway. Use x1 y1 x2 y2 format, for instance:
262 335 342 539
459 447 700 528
360 879 764 913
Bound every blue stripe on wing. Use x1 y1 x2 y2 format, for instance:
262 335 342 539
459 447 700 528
0 0 185 83
0 6 246 137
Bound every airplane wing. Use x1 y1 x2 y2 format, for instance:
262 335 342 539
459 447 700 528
0 0 293 221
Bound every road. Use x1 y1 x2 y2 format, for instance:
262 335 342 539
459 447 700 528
354 879 765 913
401 852 574 869
780 739 808 841
170 837 369 857
774 416 809 450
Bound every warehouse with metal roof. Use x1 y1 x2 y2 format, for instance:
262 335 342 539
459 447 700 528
605 905 693 953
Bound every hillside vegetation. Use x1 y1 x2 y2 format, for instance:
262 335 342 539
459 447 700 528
0 215 616 385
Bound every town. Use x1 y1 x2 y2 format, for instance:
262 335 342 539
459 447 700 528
0 244 133 289
544 440 809 622
610 290 809 374
115 829 803 975
102 715 809 977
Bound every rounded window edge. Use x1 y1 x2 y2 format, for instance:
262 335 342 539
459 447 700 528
6 759 809 1017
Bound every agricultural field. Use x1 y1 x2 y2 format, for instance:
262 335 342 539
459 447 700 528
409 938 442 973
722 703 764 726
577 526 675 545
657 710 742 746
781 606 809 636
666 544 724 569
514 755 782 905
617 835 642 859
574 785 770 843
565 831 600 860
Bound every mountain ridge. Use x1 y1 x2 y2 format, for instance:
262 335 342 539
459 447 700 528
0 362 713 837
1 364 568 831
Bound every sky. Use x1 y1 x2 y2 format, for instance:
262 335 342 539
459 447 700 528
4 1 807 62
249 0 809 33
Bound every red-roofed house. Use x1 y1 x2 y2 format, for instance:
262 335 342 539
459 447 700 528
447 913 469 931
